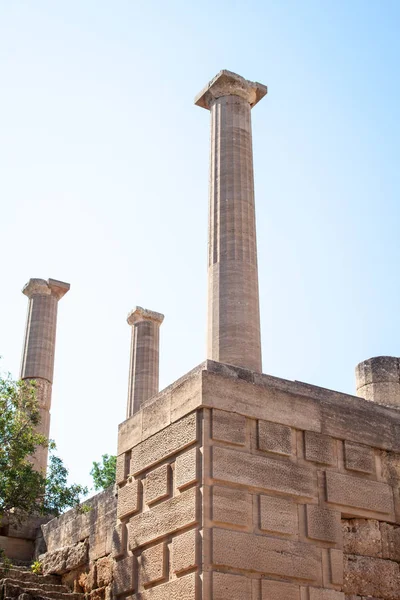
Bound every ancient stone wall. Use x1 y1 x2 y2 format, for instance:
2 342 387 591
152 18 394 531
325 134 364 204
39 486 116 600
115 359 400 600
31 360 400 599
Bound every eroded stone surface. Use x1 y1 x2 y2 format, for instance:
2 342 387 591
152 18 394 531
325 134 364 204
343 554 400 599
41 541 88 575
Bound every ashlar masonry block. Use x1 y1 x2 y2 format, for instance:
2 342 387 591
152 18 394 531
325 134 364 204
260 494 298 535
111 523 126 559
304 432 336 466
344 441 375 474
212 445 316 498
116 453 128 486
212 409 246 446
308 589 344 600
140 571 196 600
145 463 170 505
212 485 251 528
176 447 198 490
258 419 292 455
212 528 322 582
212 571 251 600
130 412 197 475
329 548 344 586
261 579 300 600
113 556 136 596
140 542 167 586
129 486 198 549
117 479 139 519
306 505 342 544
326 471 394 515
171 528 198 574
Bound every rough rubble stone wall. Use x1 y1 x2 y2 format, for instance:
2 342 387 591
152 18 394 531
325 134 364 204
40 487 116 600
116 360 400 600
341 448 400 599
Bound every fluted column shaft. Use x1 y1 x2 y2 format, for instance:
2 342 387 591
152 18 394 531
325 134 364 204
127 307 164 417
196 70 267 372
20 278 70 473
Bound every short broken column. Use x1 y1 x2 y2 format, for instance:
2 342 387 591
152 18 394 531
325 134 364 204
126 307 164 417
195 70 267 372
356 356 400 408
20 278 70 473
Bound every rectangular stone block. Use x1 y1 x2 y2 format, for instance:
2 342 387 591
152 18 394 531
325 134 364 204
142 392 171 440
306 505 341 543
212 409 246 446
261 579 300 600
344 441 375 474
309 589 344 600
212 485 250 528
176 447 198 490
304 432 336 466
116 453 128 485
141 542 167 586
330 549 343 585
213 571 251 599
342 518 382 557
258 420 292 456
117 480 140 519
118 410 142 455
343 554 400 598
129 487 197 549
145 464 170 505
131 413 197 475
326 471 394 515
212 528 322 582
202 370 321 433
260 494 298 535
113 555 135 595
381 522 400 561
212 445 316 499
171 528 197 574
140 571 196 600
111 523 126 559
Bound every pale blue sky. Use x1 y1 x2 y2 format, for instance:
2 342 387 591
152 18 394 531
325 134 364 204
1 1 399 488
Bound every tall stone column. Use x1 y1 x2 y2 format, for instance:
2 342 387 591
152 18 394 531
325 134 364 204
356 356 400 408
126 307 164 417
195 70 267 372
20 278 70 473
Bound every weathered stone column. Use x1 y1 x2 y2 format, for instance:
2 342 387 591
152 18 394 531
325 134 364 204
20 278 70 473
126 307 164 417
195 70 267 372
356 356 400 408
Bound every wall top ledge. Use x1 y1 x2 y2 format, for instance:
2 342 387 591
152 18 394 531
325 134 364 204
118 360 400 456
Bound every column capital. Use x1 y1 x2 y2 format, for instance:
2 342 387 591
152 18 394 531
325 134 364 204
22 278 70 300
127 306 164 327
194 69 267 111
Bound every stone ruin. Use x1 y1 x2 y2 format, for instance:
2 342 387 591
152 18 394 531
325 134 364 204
2 70 400 600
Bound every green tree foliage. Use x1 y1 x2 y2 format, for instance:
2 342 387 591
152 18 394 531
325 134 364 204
0 371 88 525
43 455 88 516
90 454 117 491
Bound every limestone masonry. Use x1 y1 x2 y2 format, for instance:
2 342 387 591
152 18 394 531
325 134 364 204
2 70 400 600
